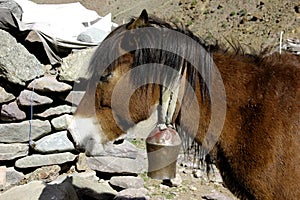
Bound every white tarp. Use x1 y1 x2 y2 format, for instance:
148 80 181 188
1 0 118 64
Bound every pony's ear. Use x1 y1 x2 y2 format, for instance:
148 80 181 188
127 9 149 29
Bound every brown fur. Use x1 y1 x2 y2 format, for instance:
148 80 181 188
211 52 300 199
75 10 300 199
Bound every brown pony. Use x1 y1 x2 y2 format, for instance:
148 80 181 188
69 10 300 200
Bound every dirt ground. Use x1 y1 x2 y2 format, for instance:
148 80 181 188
32 0 300 51
29 1 300 199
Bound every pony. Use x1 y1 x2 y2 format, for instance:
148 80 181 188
69 10 300 200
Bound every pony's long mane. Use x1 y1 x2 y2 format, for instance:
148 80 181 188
86 14 275 162
87 14 269 89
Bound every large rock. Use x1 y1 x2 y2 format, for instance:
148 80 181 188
76 153 91 172
0 101 26 121
27 76 72 92
0 166 25 190
50 172 98 185
87 153 147 175
0 175 117 200
59 47 96 82
51 114 73 131
0 30 45 86
0 0 23 20
63 91 85 106
17 90 53 106
34 105 75 118
115 188 150 200
0 86 15 104
0 181 45 200
96 140 138 159
15 152 77 168
5 167 25 189
68 175 117 198
77 28 108 43
34 131 75 153
43 175 118 200
109 176 144 190
46 175 117 200
0 143 29 160
0 119 51 143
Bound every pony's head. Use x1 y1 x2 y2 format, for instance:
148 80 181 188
68 10 162 151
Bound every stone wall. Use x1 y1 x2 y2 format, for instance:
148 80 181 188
0 29 149 199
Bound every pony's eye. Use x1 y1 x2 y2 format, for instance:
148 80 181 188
100 72 113 82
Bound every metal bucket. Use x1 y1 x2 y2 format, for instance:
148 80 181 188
146 125 181 180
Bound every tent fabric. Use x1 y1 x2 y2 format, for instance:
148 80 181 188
0 0 117 64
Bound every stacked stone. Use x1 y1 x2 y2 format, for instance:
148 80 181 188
0 28 79 189
0 29 150 199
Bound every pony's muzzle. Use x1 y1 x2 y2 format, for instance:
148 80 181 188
146 125 181 180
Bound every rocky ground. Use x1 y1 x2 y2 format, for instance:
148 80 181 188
131 139 238 200
32 0 300 52
1 137 238 200
1 0 299 200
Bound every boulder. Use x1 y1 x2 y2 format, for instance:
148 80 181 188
5 167 25 189
34 131 75 153
0 86 15 104
109 176 144 190
0 0 23 20
86 151 147 175
96 140 138 159
27 76 72 92
0 181 45 200
17 90 53 106
51 114 73 131
63 91 85 106
49 175 117 199
0 30 45 86
0 101 26 121
0 175 116 200
77 28 108 43
115 188 150 200
34 105 76 118
59 47 96 82
69 175 117 198
76 153 91 172
67 171 98 181
0 119 51 143
15 152 77 168
0 143 29 160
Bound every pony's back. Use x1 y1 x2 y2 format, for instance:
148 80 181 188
212 52 300 199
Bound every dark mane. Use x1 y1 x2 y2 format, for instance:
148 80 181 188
88 15 221 100
88 14 272 87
